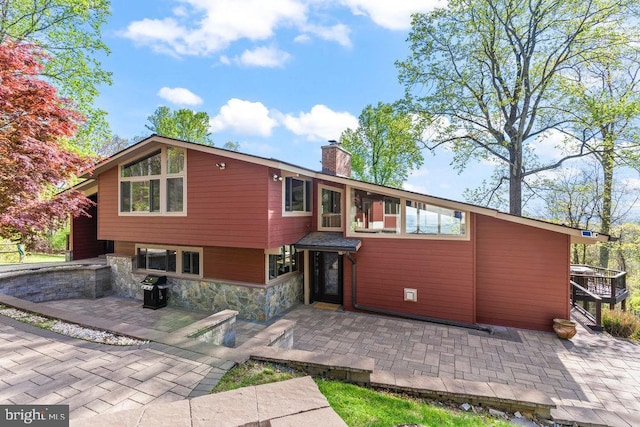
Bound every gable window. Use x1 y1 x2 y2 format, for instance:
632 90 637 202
120 146 186 215
284 177 312 214
267 245 298 280
319 186 343 230
136 245 202 277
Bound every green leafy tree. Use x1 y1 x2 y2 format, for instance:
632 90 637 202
562 50 640 267
339 102 425 188
0 0 112 152
146 106 214 146
397 0 636 215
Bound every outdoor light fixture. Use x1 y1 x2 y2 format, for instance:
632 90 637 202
272 174 283 182
216 162 226 170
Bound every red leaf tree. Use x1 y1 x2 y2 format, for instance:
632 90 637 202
0 40 93 239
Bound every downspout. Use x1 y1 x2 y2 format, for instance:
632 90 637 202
345 253 492 333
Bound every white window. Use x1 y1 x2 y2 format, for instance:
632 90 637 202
120 146 186 215
284 177 312 215
266 245 298 281
406 200 466 236
319 185 343 230
136 244 202 277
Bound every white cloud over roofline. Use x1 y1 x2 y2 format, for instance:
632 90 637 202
210 99 278 137
157 87 203 106
283 104 358 142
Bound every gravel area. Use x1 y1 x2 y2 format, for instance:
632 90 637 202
0 304 147 346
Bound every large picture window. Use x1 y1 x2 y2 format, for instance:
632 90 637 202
284 177 312 214
120 146 186 215
136 245 202 277
351 188 401 234
348 187 468 238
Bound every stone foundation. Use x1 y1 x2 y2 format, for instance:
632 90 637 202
0 263 112 302
107 254 303 321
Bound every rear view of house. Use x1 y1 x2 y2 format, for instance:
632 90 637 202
71 135 607 331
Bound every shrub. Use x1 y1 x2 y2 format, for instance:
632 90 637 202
602 310 640 339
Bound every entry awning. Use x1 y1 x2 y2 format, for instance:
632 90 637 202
295 232 362 253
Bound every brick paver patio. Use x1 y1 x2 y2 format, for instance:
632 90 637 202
2 296 640 422
0 315 216 419
282 306 640 414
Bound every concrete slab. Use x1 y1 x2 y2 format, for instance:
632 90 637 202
269 407 348 427
190 386 258 427
255 376 330 421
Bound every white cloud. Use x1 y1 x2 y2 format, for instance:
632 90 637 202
157 87 203 106
122 0 310 57
210 98 278 137
530 129 581 161
339 0 444 30
283 104 358 141
302 23 352 48
236 46 291 68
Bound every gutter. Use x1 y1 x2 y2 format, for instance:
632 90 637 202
344 253 493 333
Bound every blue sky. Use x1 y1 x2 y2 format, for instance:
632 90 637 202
96 0 494 203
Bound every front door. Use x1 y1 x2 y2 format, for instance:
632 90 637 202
312 251 343 304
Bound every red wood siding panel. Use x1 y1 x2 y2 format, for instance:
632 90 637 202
266 176 312 248
203 246 265 283
114 241 135 256
98 149 270 248
475 215 570 331
343 237 475 324
72 195 105 260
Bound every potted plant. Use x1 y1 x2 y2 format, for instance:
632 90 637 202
553 318 577 339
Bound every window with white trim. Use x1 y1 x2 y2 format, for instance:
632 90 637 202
267 245 298 280
319 185 343 230
120 146 186 214
284 177 312 214
405 200 465 235
136 245 202 277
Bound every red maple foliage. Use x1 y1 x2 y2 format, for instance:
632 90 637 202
0 40 93 239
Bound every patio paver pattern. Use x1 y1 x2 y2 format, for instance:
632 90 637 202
1 295 639 424
283 306 640 415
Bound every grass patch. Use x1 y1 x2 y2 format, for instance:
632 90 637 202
0 253 65 265
602 309 640 339
316 378 513 427
211 361 515 426
211 360 305 393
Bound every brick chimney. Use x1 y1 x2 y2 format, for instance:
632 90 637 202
321 140 351 177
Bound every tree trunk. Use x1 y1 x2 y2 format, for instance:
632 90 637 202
598 135 614 268
509 144 523 216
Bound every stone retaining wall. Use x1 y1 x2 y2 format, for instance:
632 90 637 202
107 254 303 321
0 264 112 302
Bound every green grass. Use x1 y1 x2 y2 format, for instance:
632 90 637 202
211 361 305 393
0 253 65 265
212 361 515 426
315 378 513 427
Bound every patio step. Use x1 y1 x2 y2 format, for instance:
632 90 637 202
551 405 640 427
370 371 555 419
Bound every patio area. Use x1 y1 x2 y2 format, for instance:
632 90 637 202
32 296 640 417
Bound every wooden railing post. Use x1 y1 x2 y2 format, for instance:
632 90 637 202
595 301 602 330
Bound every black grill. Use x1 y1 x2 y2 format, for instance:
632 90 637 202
141 274 168 309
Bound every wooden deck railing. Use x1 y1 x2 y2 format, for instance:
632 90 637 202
570 280 602 330
570 264 628 309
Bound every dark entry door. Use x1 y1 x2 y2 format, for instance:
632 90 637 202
312 252 343 304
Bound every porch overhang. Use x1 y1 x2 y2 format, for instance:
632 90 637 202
295 232 361 253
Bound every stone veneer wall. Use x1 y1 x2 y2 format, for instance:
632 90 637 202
0 264 112 302
107 254 303 321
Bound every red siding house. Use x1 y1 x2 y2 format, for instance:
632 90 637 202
71 135 606 330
